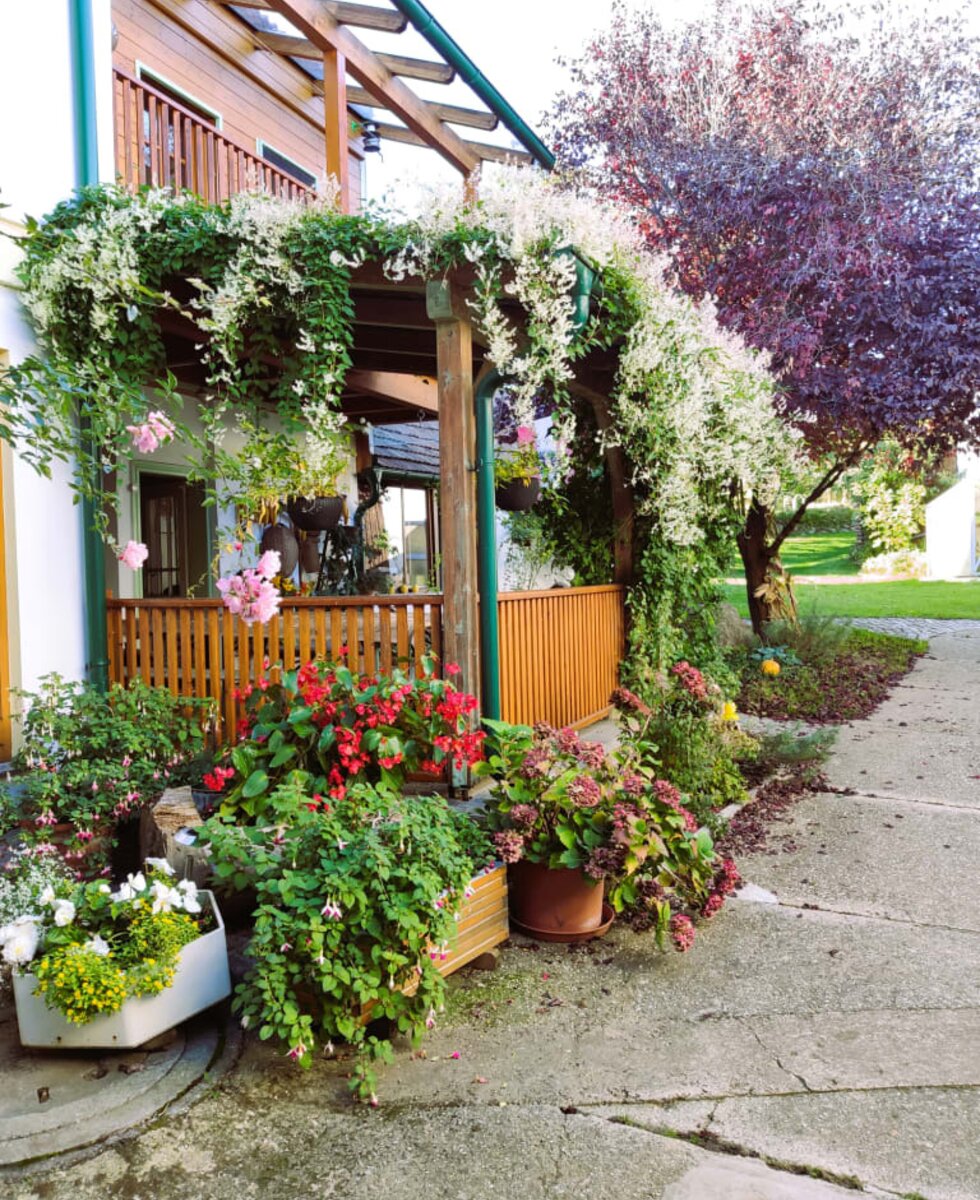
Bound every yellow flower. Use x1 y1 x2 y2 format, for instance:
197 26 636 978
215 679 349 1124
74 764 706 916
761 658 781 677
721 700 738 722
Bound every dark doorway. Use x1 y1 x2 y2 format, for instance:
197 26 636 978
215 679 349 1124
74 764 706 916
138 473 209 597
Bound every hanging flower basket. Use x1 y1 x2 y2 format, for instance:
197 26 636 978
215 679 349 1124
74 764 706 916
495 476 541 512
12 891 231 1050
287 496 344 531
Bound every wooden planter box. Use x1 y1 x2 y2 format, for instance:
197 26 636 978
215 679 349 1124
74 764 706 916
435 864 509 978
13 891 231 1049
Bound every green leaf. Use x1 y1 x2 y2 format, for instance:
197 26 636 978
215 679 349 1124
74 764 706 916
242 769 269 798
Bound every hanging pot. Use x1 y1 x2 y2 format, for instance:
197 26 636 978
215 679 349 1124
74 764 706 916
260 524 299 576
507 860 614 943
287 495 344 531
495 476 541 512
298 531 322 574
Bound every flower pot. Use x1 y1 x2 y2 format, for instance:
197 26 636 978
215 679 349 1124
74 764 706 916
287 496 344 532
298 531 322 574
495 476 541 512
508 861 612 942
260 524 299 577
12 891 231 1049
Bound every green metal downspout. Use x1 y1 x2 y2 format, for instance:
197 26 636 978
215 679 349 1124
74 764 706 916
475 370 503 719
474 257 596 721
69 0 109 691
388 0 556 170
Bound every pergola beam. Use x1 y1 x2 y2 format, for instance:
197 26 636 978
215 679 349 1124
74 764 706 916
256 31 454 83
345 85 498 131
374 121 532 166
216 0 409 33
347 370 439 414
265 0 479 174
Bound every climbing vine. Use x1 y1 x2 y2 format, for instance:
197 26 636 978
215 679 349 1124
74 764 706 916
1 170 799 643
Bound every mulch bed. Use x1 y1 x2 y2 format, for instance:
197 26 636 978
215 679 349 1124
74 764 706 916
736 632 925 724
715 766 828 859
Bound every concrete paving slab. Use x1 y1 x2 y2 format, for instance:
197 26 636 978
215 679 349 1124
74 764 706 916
636 1086 980 1200
739 790 980 930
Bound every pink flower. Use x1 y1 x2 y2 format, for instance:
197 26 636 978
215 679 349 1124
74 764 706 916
126 410 175 455
119 540 149 570
217 569 281 626
516 425 535 445
450 1051 461 1060
256 549 282 580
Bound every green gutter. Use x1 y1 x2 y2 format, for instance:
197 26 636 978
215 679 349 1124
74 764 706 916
69 0 109 691
388 0 556 171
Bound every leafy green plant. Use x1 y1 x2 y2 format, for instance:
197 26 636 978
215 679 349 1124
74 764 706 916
212 657 485 823
2 677 210 874
0 861 207 1023
760 612 853 665
753 724 838 770
202 780 493 1103
749 644 801 669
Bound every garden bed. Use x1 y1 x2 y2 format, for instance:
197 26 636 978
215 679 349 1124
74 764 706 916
734 628 926 723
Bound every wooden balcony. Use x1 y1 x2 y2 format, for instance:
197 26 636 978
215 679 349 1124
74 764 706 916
113 68 316 204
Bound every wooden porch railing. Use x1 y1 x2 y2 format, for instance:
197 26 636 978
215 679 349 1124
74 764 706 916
107 595 442 740
113 68 315 204
498 586 626 730
106 585 626 742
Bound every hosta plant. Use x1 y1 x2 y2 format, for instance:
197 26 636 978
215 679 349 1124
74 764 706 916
214 657 485 823
202 779 494 1103
0 859 207 1023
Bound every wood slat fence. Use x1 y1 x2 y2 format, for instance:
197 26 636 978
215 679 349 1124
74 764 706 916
106 586 625 740
113 68 315 204
498 586 625 730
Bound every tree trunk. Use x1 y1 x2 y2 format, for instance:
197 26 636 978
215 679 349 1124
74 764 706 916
736 497 773 636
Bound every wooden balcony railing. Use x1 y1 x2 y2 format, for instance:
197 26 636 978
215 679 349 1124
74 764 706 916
113 68 315 204
107 586 626 742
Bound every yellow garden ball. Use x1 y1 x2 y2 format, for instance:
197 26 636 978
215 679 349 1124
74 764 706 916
761 658 781 677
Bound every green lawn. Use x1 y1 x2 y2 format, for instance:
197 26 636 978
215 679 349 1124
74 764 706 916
779 531 859 576
723 579 980 619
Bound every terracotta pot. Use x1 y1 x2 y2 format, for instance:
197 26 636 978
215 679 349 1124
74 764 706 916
508 860 608 941
298 531 322 574
260 523 299 576
287 495 344 531
495 476 541 512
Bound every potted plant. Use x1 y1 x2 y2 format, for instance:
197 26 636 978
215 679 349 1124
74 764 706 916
213 656 486 824
2 859 230 1048
203 779 495 1104
495 425 541 512
475 719 722 943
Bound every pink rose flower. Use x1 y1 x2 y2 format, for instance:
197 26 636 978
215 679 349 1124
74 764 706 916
516 425 535 445
119 540 149 570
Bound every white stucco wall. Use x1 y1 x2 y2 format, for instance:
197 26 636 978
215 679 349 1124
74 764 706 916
0 0 115 694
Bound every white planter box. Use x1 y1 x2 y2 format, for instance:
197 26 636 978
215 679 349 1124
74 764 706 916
13 891 231 1050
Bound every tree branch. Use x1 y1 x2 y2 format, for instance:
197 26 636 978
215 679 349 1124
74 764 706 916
769 443 868 556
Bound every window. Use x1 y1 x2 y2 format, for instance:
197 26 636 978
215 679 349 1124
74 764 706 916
136 65 221 126
379 486 438 590
257 141 318 190
138 473 210 598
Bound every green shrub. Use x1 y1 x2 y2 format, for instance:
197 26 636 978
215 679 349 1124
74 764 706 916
775 505 856 534
760 612 852 665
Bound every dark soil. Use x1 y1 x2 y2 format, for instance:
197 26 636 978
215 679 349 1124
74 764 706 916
716 766 827 859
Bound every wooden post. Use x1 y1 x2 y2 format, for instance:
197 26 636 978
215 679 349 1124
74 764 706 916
426 280 479 703
322 47 350 211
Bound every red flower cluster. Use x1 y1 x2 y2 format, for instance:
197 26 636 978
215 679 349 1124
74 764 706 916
651 779 698 832
203 765 235 793
669 912 696 952
228 657 486 805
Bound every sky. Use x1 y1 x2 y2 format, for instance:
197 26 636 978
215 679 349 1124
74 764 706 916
361 0 977 208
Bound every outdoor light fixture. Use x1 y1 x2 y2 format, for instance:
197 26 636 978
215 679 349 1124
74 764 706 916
361 121 382 153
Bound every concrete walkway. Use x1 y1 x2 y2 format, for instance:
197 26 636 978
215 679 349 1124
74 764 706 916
5 633 979 1199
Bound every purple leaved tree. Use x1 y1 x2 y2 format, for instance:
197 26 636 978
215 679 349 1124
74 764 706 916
550 0 980 630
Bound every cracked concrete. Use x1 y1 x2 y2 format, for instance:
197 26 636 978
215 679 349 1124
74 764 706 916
2 631 978 1198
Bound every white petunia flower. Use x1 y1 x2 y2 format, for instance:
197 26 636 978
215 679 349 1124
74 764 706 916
2 919 39 965
85 936 111 957
145 857 175 877
39 885 56 906
52 900 75 927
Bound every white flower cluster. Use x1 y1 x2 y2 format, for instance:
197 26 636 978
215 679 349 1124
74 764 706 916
113 860 202 915
387 167 801 541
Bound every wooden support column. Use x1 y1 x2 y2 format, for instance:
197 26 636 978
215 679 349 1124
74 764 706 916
426 280 479 701
323 47 350 210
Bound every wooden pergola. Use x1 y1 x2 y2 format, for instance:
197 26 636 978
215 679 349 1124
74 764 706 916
210 0 552 201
